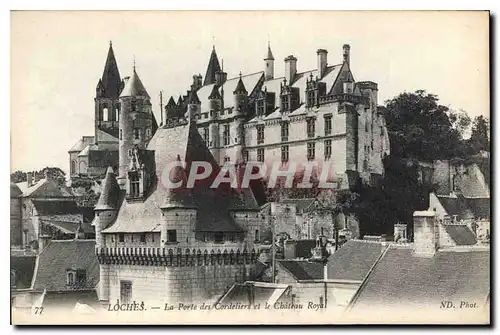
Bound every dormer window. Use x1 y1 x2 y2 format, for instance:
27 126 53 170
257 125 265 144
129 172 140 198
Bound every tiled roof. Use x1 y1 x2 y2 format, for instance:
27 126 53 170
33 239 99 292
327 240 388 281
103 121 260 234
100 43 122 99
203 47 222 86
10 182 22 197
11 255 36 289
444 225 477 246
437 196 474 221
95 167 120 210
350 246 490 310
120 68 150 99
278 260 323 280
219 282 290 305
32 199 80 216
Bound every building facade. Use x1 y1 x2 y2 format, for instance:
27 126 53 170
165 43 391 186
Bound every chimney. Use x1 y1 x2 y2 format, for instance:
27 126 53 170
27 172 33 187
342 44 351 65
413 210 438 257
75 222 85 239
284 55 297 84
44 169 52 180
316 49 328 79
215 70 227 86
284 240 296 259
191 74 203 91
394 223 408 243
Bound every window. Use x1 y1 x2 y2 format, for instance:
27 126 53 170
257 148 265 162
243 150 249 162
281 145 289 163
214 232 224 243
203 127 210 146
306 117 315 138
281 95 290 112
224 156 231 163
255 230 260 242
257 100 265 115
70 160 76 174
307 91 315 107
146 128 151 138
129 172 140 197
325 140 332 159
223 124 230 146
319 296 324 308
103 107 109 121
67 272 74 285
324 116 332 135
120 281 132 303
281 121 289 142
140 233 146 243
151 233 155 243
76 270 86 284
257 125 265 144
10 270 16 287
119 129 123 140
119 233 125 242
133 128 140 140
128 149 133 157
307 142 315 160
167 230 177 243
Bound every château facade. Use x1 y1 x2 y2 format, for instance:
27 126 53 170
166 43 391 186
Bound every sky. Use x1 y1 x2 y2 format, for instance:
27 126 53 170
10 11 489 175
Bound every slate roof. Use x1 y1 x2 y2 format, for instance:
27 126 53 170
11 255 36 289
444 225 477 246
281 198 317 213
40 219 94 235
33 239 99 292
10 182 22 197
466 198 490 219
265 43 274 60
100 42 122 99
327 240 388 281
41 290 101 311
293 239 317 259
203 47 222 86
120 68 150 99
436 196 474 221
68 136 95 153
350 245 490 309
32 199 80 216
219 282 290 305
278 260 323 280
102 121 260 234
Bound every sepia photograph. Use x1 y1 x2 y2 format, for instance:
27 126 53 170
9 10 490 325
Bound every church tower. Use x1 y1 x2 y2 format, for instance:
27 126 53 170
117 65 153 188
95 41 122 144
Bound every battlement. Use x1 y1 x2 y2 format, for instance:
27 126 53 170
96 246 259 266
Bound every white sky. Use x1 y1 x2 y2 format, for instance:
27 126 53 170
10 11 489 175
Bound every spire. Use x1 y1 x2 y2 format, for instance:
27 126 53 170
208 85 222 100
233 74 247 95
95 167 120 210
203 46 222 86
100 42 122 99
119 66 150 99
177 95 184 106
265 40 274 61
166 96 176 107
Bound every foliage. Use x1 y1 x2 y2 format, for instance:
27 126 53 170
10 166 66 186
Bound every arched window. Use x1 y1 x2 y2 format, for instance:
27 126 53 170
103 107 109 121
70 160 76 174
67 272 74 285
79 161 87 173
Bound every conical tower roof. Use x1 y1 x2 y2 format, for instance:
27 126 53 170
119 67 150 99
101 42 122 99
264 42 274 61
187 89 200 104
203 46 222 86
166 96 176 107
208 85 222 99
95 167 120 210
233 75 247 94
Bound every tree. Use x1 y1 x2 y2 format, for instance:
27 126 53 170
10 170 27 183
469 115 490 153
10 167 66 186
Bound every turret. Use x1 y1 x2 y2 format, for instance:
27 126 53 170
208 85 222 119
233 73 248 115
94 167 120 248
118 65 153 188
264 41 275 80
186 89 201 121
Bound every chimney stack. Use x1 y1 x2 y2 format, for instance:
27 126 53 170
44 169 52 180
342 44 351 65
413 210 438 257
316 49 328 79
284 55 297 84
215 70 227 86
75 222 85 240
27 172 33 187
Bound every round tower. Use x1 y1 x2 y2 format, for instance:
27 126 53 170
186 90 201 121
264 41 275 81
118 66 153 188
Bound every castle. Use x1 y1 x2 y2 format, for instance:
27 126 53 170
70 41 390 187
88 40 391 305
